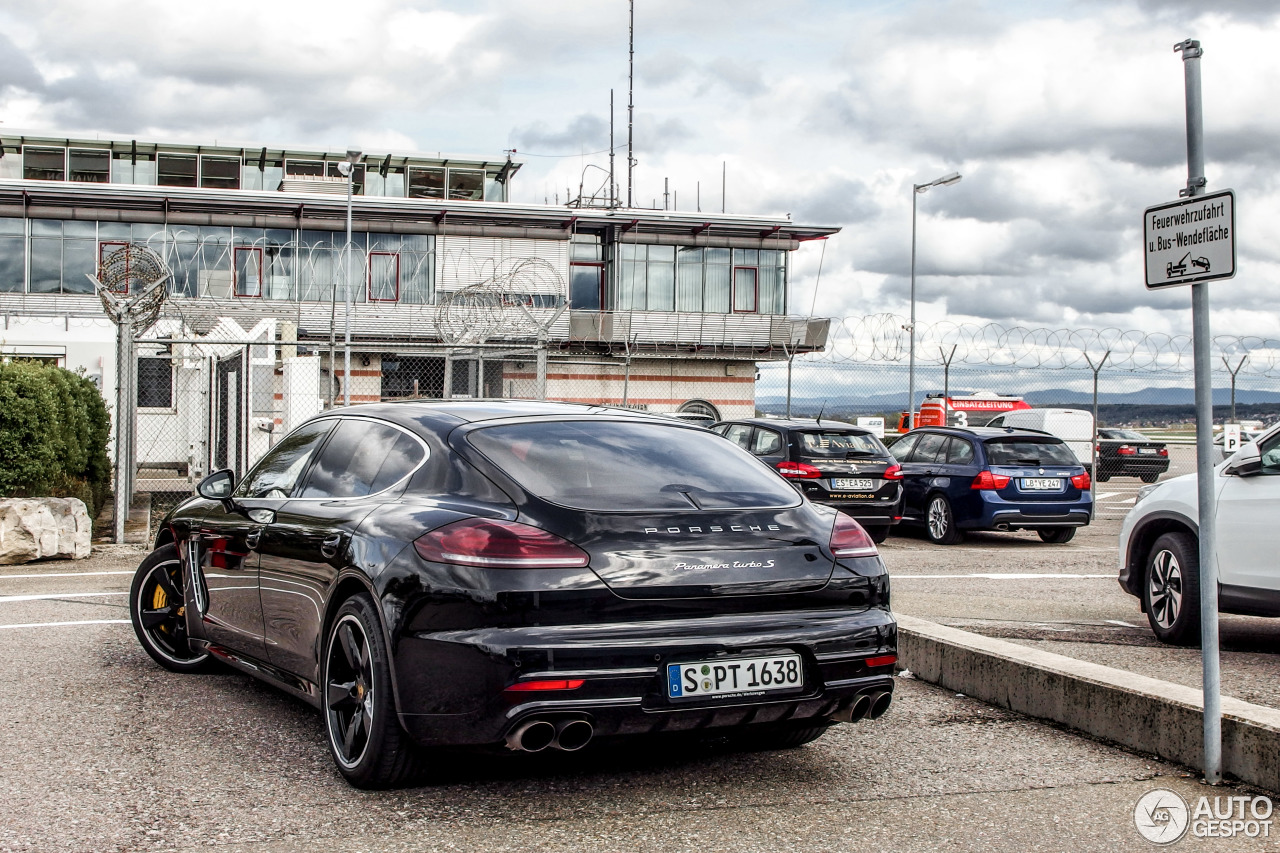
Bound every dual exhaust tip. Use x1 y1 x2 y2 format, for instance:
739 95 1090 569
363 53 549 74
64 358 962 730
832 690 892 724
506 718 593 753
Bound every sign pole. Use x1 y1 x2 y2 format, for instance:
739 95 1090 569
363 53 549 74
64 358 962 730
1177 37 1222 786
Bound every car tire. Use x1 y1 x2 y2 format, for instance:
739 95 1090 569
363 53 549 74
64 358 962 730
1142 532 1201 645
322 593 423 789
130 544 214 673
1140 473 1160 484
865 525 890 544
1095 470 1111 482
1037 528 1076 544
924 494 964 545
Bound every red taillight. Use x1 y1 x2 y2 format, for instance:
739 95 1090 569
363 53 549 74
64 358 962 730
777 461 822 479
503 679 585 692
1117 445 1136 456
829 514 877 559
865 654 897 668
414 519 589 569
882 463 903 481
1071 471 1091 490
971 470 1011 490
1158 447 1169 457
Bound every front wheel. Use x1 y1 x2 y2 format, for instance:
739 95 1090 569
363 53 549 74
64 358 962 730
1142 532 1201 645
925 494 964 545
130 544 213 673
323 593 423 789
1037 528 1076 544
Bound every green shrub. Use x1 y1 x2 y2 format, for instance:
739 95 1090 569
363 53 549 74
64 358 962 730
0 360 112 517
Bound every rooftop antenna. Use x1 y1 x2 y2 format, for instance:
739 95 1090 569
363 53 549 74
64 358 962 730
816 401 826 426
609 89 616 207
627 0 635 208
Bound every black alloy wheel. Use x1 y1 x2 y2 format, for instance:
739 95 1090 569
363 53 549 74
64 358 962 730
322 593 422 789
1142 532 1201 645
925 494 964 545
1037 528 1076 544
130 545 212 673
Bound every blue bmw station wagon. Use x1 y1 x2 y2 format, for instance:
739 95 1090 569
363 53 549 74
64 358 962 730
889 426 1093 544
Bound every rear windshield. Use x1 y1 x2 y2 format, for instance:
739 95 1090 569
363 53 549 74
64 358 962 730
1101 429 1148 441
466 420 801 511
797 431 884 458
984 438 1079 466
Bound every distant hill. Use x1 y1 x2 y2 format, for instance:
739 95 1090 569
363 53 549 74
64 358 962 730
756 387 1280 411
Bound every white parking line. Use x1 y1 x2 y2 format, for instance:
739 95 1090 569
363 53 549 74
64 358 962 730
0 591 127 604
0 570 132 580
0 619 130 630
1094 492 1121 500
892 573 1113 579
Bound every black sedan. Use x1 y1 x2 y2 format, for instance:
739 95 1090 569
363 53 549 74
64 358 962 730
1095 428 1170 483
130 401 897 788
711 418 903 543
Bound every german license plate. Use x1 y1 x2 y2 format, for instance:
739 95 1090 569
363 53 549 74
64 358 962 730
667 654 803 699
831 478 874 490
1021 478 1062 490
1138 447 1157 455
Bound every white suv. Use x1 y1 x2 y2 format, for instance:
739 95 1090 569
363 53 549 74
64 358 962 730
1118 422 1280 644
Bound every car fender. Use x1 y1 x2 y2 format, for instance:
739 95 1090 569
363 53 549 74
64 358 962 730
1119 509 1199 598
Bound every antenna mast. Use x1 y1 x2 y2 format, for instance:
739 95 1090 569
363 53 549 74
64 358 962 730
627 0 635 208
609 89 616 207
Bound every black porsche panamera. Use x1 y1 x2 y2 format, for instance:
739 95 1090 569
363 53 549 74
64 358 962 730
129 400 897 788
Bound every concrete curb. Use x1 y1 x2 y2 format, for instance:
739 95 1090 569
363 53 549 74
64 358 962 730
896 613 1280 793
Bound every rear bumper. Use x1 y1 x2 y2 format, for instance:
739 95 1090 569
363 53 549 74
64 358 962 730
960 490 1093 531
801 484 902 525
1099 457 1170 475
393 606 897 747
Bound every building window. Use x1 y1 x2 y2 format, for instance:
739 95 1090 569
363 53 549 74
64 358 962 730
326 161 365 195
570 236 604 310
448 169 484 201
68 149 110 183
285 159 324 177
368 252 399 302
618 244 675 311
234 247 263 297
200 155 241 190
732 266 758 313
98 241 130 293
407 167 445 199
137 357 173 408
157 154 198 187
111 151 157 185
23 147 65 181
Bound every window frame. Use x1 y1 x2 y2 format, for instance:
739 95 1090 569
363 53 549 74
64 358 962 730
234 246 264 298
200 155 242 190
136 356 174 410
367 251 400 302
569 260 605 310
156 153 198 187
732 265 759 313
22 146 66 181
293 416 430 501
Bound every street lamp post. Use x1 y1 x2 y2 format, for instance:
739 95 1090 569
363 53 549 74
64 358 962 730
338 149 361 407
907 171 962 429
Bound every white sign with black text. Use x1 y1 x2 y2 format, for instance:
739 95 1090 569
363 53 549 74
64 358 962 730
1143 189 1235 289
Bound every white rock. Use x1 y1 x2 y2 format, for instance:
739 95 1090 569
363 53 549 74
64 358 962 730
0 497 93 564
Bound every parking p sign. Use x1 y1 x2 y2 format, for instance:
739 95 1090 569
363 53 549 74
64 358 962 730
1143 189 1235 289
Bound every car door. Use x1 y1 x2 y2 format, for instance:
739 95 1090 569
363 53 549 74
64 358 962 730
898 432 949 520
749 426 787 469
938 435 982 522
257 417 428 682
192 418 336 659
1215 429 1280 593
889 433 921 517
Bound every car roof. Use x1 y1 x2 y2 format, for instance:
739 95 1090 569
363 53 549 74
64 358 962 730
717 417 869 432
305 399 681 433
907 425 1059 440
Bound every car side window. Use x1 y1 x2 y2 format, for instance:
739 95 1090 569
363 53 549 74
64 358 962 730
234 420 335 499
909 433 948 464
723 423 753 450
1259 432 1280 474
299 419 426 499
890 433 920 462
710 424 730 435
751 428 784 456
987 416 1004 427
945 437 976 465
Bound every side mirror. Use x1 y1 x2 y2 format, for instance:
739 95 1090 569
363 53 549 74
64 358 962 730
1224 444 1262 477
197 469 238 509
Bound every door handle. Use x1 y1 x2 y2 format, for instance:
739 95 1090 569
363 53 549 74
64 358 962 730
320 534 343 559
245 528 262 550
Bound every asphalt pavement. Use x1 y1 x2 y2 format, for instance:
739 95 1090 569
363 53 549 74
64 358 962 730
1 544 1274 852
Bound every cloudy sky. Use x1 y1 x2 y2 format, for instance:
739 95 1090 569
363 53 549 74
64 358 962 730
2 0 1278 340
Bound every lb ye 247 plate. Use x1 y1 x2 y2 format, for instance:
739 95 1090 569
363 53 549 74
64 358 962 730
667 654 803 699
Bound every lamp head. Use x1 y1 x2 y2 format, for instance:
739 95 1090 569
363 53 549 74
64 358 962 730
346 148 362 164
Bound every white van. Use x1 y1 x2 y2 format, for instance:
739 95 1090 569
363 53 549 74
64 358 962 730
986 408 1095 469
